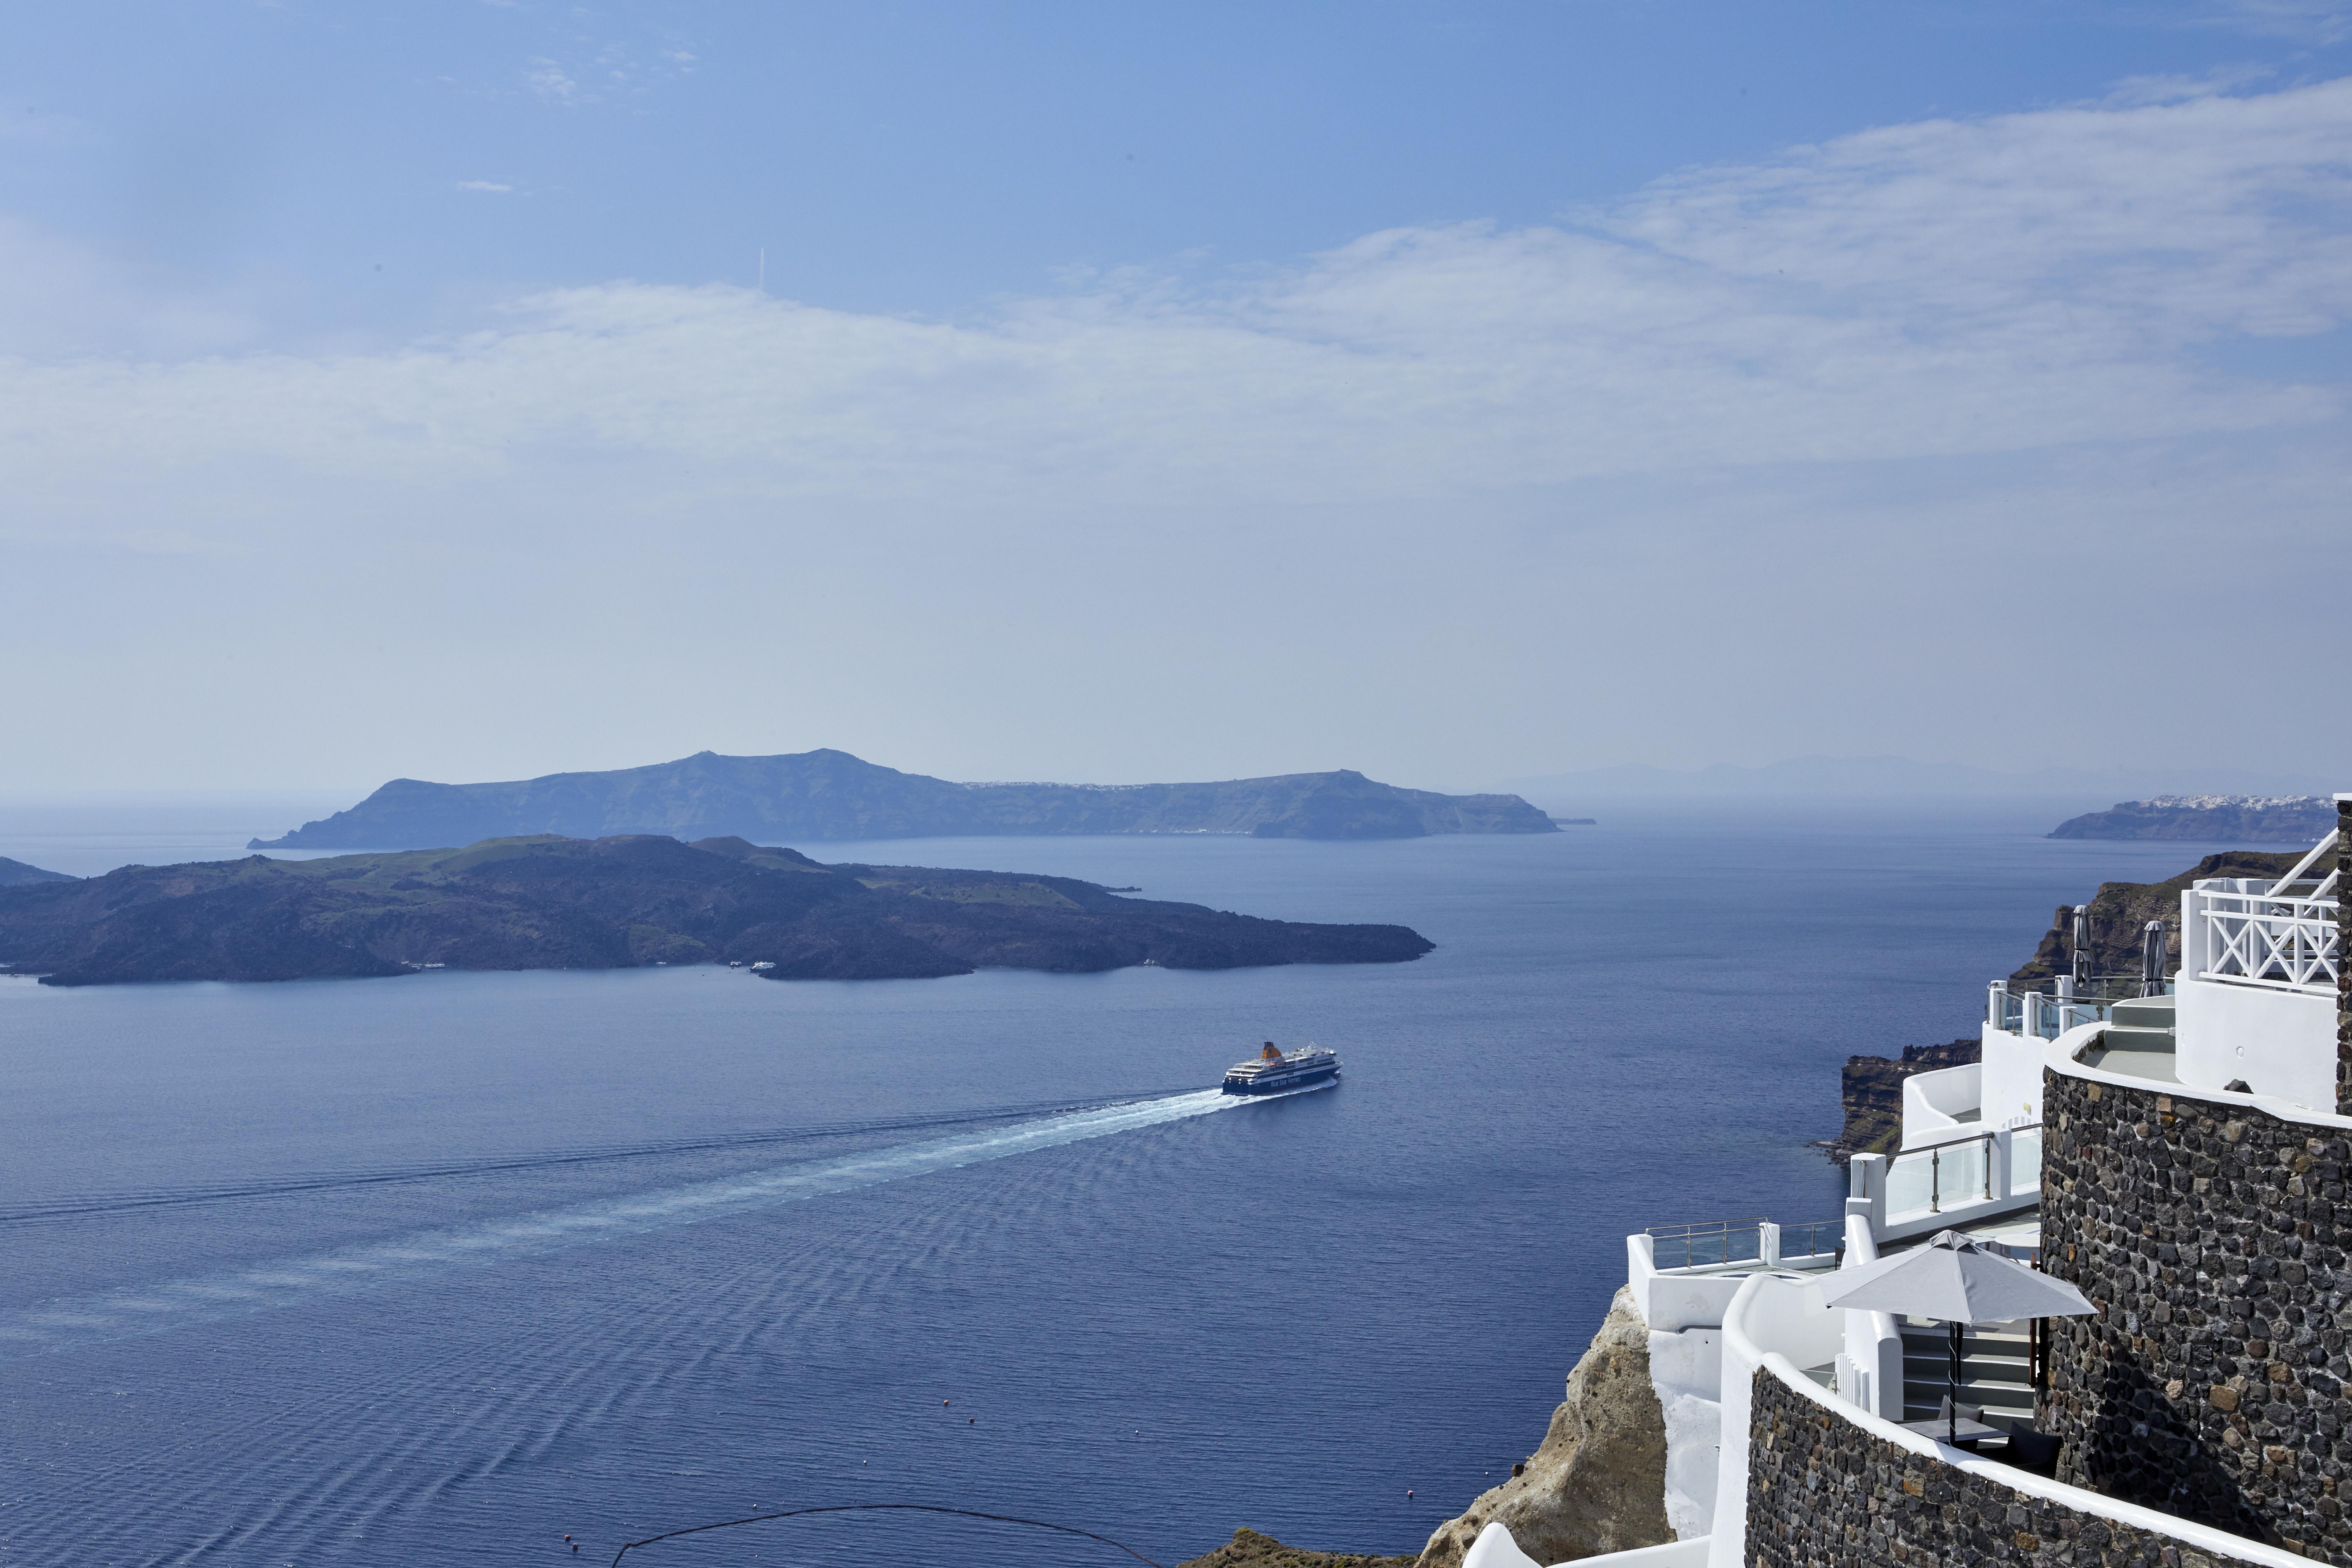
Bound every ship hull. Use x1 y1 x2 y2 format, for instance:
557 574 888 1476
1220 1064 1339 1095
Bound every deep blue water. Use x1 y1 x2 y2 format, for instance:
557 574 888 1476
0 806 2262 1567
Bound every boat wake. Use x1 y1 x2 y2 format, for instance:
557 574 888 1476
0 1082 1326 1357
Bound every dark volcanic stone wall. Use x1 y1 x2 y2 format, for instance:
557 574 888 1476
2041 1068 2352 1561
1746 1371 2240 1568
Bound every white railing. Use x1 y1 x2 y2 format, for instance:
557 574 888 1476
2184 826 2341 995
2190 878 2339 994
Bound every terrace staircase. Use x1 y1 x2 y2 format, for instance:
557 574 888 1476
1899 1322 2035 1426
2079 996 2178 1084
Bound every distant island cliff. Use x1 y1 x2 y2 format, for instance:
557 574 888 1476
0 857 74 888
248 750 1558 850
2049 794 2335 842
0 834 1435 987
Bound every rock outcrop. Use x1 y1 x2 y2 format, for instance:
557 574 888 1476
1415 1287 1671 1568
1177 1528 1415 1568
1825 1038 1980 1164
0 834 1434 987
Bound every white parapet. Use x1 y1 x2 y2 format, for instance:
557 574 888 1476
1464 1522 1713 1568
1830 1209 1904 1421
1977 1022 2045 1130
1899 1062 1982 1148
1628 1233 1754 1335
2175 973 2338 1109
1706 1272 1843 1568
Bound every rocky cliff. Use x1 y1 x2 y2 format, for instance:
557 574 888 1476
1415 1288 1670 1568
250 750 1558 849
1823 1038 1980 1164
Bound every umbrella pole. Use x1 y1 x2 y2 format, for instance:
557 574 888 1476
1948 1321 1964 1442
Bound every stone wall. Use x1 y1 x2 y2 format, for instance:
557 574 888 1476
1746 1370 2241 1568
2040 1067 2352 1561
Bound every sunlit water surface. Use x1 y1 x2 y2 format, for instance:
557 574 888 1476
0 806 2244 1566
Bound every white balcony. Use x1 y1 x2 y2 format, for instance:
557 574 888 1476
2175 826 2340 1109
1627 1219 1843 1332
1847 1124 2040 1246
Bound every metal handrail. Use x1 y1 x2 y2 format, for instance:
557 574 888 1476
1643 1217 1847 1272
1901 1120 2003 1153
1646 1217 1769 1237
1931 1135 1994 1212
1645 1218 1769 1271
1776 1219 1843 1261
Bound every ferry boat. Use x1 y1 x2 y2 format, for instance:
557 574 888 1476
1220 1042 1339 1095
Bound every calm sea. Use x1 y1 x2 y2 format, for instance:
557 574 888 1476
0 804 2255 1567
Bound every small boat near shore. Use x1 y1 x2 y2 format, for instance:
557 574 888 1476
1220 1042 1339 1096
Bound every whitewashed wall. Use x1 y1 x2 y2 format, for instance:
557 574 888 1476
2175 976 2336 1110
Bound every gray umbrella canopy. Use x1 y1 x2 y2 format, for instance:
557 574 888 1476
2142 920 2169 997
1819 1230 2095 1324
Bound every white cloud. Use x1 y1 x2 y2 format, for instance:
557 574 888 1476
455 180 514 193
2197 0 2352 44
524 58 578 103
518 34 695 106
2099 63 2277 107
10 80 2352 792
1 78 2347 512
0 216 253 357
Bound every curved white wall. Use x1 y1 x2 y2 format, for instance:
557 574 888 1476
1900 1064 1982 1148
1706 1273 1842 1568
2175 976 2337 1111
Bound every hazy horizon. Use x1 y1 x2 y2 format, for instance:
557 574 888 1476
0 744 2338 816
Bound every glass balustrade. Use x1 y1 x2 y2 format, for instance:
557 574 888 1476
2012 1127 2042 1191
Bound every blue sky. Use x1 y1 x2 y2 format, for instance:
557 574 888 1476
5 2 2351 794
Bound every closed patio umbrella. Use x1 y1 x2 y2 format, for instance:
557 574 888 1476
1819 1230 2095 1442
2071 905 2092 989
2142 920 2169 997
